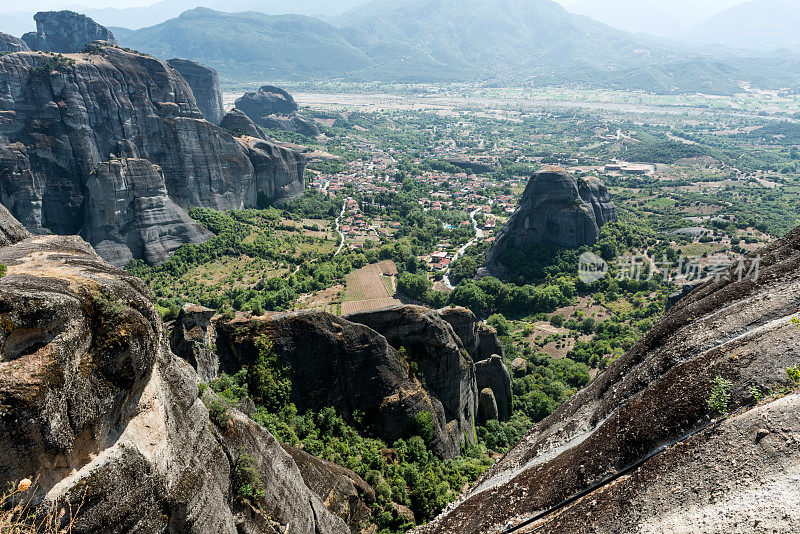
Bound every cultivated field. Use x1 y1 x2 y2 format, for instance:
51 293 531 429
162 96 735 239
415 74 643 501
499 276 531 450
341 260 401 315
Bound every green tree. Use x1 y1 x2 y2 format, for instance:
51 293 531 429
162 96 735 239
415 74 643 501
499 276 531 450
397 272 432 300
247 336 291 412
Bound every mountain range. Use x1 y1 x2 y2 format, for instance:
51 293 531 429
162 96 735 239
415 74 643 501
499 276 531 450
4 0 800 93
108 0 800 93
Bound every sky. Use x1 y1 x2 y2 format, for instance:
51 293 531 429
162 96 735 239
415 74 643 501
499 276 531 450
0 0 751 16
0 0 155 13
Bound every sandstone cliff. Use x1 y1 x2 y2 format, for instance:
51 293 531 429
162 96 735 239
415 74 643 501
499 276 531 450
167 58 225 124
170 304 512 459
22 11 117 52
220 108 266 140
0 43 304 266
0 208 348 533
236 85 299 117
415 226 800 533
234 85 320 137
485 168 617 268
0 33 30 54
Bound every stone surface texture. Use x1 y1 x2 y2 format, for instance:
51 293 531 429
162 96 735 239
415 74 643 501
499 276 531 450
486 167 617 267
0 207 348 534
0 44 304 265
0 33 31 53
167 57 224 124
22 10 118 52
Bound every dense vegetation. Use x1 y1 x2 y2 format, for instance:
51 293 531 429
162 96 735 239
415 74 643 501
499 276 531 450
203 337 499 533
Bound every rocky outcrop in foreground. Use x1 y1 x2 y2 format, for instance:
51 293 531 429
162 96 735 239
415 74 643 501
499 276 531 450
0 42 304 265
170 304 512 459
485 168 617 268
234 85 320 137
0 33 30 53
167 58 225 124
22 10 117 52
415 226 800 533
0 208 347 533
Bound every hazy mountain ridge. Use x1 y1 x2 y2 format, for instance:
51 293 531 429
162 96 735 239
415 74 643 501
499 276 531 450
688 0 800 51
119 8 374 80
104 0 800 93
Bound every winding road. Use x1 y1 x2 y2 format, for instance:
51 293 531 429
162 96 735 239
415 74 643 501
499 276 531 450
443 206 485 289
334 202 347 256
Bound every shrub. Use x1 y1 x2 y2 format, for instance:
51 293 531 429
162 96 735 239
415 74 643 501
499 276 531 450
233 451 265 502
0 263 6 278
708 376 733 414
487 314 511 337
787 365 800 385
407 411 434 446
203 396 231 428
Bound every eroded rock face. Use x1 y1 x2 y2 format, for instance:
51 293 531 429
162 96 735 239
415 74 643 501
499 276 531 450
0 203 30 246
415 226 800 533
0 44 304 265
170 303 218 383
346 305 480 456
22 11 117 52
261 113 320 137
0 33 30 54
83 158 213 266
485 168 617 267
167 58 224 124
474 355 511 422
0 208 348 534
236 85 299 118
437 306 504 362
234 85 320 138
282 444 375 533
215 311 464 459
220 108 266 140
477 388 498 425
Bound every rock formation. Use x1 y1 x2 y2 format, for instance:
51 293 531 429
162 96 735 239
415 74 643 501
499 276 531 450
485 168 617 268
0 43 304 266
236 85 299 117
414 225 800 533
215 310 471 459
22 11 117 52
0 207 348 533
170 303 511 459
261 113 321 137
477 388 499 425
167 58 225 124
0 33 30 53
82 158 214 266
282 444 375 533
345 306 480 453
220 108 266 140
234 85 320 137
475 355 512 422
170 303 219 383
